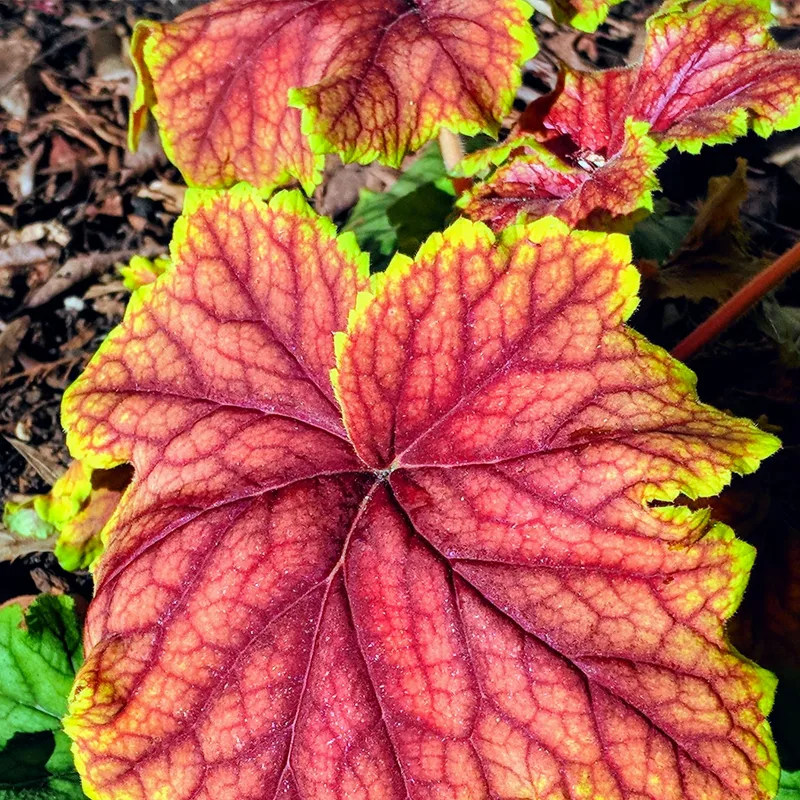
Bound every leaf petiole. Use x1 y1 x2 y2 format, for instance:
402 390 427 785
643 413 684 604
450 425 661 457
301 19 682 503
671 239 800 361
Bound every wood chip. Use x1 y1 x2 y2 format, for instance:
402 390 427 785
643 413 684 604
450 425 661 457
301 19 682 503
0 317 30 380
0 31 40 123
24 242 164 307
0 242 60 270
31 567 70 594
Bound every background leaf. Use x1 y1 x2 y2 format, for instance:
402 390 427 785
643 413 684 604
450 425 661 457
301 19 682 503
130 0 536 192
777 771 800 800
343 143 454 269
0 596 86 799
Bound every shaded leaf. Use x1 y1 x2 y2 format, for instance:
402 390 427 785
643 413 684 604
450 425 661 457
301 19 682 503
0 596 82 750
343 143 452 269
0 731 88 800
657 159 766 302
386 183 455 259
757 298 800 366
629 202 694 263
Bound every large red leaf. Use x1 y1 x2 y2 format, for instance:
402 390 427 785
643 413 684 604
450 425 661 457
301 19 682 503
536 0 800 155
129 0 536 193
64 186 780 799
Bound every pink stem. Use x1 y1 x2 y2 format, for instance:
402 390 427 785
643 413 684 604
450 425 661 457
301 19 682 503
671 240 800 362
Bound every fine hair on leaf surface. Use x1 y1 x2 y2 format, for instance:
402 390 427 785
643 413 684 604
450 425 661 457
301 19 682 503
60 184 781 800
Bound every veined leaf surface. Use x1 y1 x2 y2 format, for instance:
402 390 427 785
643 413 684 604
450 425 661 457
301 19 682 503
538 0 800 155
130 0 536 193
459 119 665 231
64 185 779 800
458 0 800 231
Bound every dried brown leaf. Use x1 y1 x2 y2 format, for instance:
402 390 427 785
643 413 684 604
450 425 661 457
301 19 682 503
657 159 765 302
3 436 64 484
0 317 30 380
24 243 163 307
0 527 57 563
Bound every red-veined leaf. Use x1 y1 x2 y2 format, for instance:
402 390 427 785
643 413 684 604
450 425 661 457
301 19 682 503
457 0 800 232
536 0 800 155
64 186 779 799
458 118 665 230
129 0 536 193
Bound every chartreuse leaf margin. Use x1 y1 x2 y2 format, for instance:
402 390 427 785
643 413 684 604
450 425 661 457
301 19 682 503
57 182 782 800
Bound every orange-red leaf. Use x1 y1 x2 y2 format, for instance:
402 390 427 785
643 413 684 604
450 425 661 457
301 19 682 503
129 0 536 193
536 0 800 155
64 189 779 799
458 118 665 231
458 0 800 232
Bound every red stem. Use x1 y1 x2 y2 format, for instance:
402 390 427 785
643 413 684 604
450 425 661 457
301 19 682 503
671 240 800 362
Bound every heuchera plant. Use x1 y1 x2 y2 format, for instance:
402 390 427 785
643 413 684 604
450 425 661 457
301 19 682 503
52 0 800 798
65 186 780 800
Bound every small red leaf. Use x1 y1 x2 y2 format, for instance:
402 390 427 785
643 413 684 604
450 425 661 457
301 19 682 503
129 0 536 193
458 118 665 230
522 67 635 156
65 192 780 799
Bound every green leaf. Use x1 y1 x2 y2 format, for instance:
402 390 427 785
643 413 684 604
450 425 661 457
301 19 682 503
343 142 453 269
388 183 455 260
0 731 86 799
0 596 82 749
629 202 694 263
777 771 800 800
0 598 86 799
2 503 56 543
